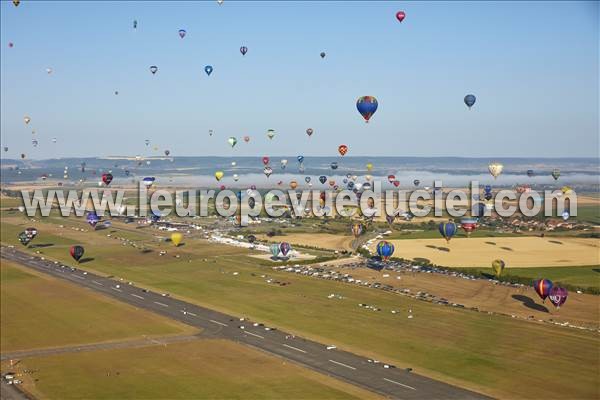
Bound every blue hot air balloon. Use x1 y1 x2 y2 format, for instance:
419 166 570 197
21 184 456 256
319 175 327 184
87 212 100 228
464 94 476 109
439 221 457 242
484 185 492 194
297 155 304 163
205 65 213 76
356 96 378 122
376 241 394 261
330 162 338 170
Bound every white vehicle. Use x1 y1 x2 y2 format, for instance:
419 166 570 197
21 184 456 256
83 272 88 275
115 285 120 289
326 345 336 350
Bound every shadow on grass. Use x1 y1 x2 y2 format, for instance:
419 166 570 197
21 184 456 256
512 294 549 313
593 268 600 274
79 257 94 264
29 243 54 248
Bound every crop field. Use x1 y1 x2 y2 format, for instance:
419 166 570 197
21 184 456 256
2 214 599 399
3 339 379 400
0 260 195 352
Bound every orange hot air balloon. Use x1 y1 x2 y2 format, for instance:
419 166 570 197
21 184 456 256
338 145 348 156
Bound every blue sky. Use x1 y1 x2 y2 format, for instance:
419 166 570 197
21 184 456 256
1 1 598 158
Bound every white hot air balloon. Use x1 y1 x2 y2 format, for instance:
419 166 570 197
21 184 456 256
488 162 504 179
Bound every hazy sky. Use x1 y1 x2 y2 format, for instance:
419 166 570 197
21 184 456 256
1 1 598 159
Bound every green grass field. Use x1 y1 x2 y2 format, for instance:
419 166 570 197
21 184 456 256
0 261 194 352
2 216 598 399
9 340 378 400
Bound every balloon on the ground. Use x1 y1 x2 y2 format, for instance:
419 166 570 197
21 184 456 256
356 96 378 122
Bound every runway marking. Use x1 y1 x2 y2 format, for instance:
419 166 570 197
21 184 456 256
111 287 122 292
131 294 144 300
283 344 307 353
244 331 264 339
383 378 416 391
154 302 169 307
329 360 356 370
186 311 197 316
209 319 228 327
92 280 103 286
72 275 85 279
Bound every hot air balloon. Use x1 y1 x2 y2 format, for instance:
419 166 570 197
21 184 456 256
3 147 7 152
279 242 291 257
351 223 364 238
413 179 420 187
46 67 53 74
243 136 250 143
87 212 100 228
52 137 57 144
8 42 14 48
526 169 534 177
233 173 239 181
25 227 38 239
548 286 568 309
178 29 186 38
215 171 224 181
150 65 158 75
204 65 213 76
209 129 214 136
280 159 288 169
263 166 273 178
464 94 476 109
561 210 570 221
396 11 405 22
262 156 270 165
228 137 237 148
386 215 395 225
533 279 553 302
18 231 31 246
133 20 137 29
376 241 394 261
366 162 373 172
289 180 298 190
306 128 313 137
70 245 85 262
305 177 311 183
356 96 378 123
460 217 478 236
13 0 20 7
552 168 560 181
171 232 183 246
240 46 248 56
338 145 348 156
164 150 170 156
247 235 256 244
488 162 503 179
439 221 457 242
330 162 338 170
142 176 155 188
102 173 113 186
31 139 38 147
387 175 396 183
320 52 326 59
297 155 304 163
270 243 280 258
491 259 505 277
319 175 327 184
24 116 31 125
266 129 276 139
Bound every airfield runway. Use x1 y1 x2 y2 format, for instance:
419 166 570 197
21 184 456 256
1 247 490 400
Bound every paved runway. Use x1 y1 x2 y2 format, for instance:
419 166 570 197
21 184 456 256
1 247 491 399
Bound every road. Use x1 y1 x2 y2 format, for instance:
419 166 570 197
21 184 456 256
1 246 491 400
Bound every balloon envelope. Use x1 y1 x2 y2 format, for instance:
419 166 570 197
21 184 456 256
439 221 457 242
491 259 505 277
171 232 183 246
356 96 378 122
533 279 553 302
464 94 476 109
376 241 394 261
70 245 85 262
548 286 568 308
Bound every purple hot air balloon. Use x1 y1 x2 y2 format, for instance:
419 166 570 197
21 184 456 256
279 242 291 257
548 287 568 309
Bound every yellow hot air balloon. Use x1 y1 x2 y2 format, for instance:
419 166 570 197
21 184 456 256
561 186 572 194
491 259 505 277
171 232 183 247
215 171 224 181
488 162 504 179
366 162 373 172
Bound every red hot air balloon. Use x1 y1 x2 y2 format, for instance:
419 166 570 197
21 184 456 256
70 245 85 262
387 175 396 183
101 173 113 186
533 279 553 303
262 156 270 165
396 11 406 22
338 145 348 156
